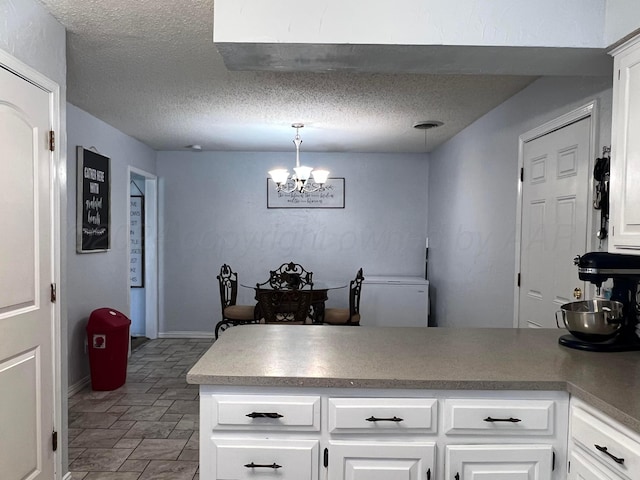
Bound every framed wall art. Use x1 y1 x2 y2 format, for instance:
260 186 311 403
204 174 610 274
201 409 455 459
267 177 345 209
129 195 144 287
76 146 111 252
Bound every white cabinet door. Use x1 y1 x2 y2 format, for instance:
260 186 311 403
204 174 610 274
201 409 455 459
329 441 435 480
609 35 640 253
446 444 554 480
568 450 623 480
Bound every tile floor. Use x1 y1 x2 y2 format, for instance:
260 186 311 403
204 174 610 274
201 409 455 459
68 338 213 480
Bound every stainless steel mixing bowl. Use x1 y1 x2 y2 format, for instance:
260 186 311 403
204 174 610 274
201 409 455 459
556 299 624 342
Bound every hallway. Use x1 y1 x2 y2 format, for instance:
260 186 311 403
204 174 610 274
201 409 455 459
68 338 212 479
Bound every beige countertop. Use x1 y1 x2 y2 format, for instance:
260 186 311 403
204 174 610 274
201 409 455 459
187 325 640 432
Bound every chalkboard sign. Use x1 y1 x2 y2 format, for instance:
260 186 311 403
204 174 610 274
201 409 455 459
76 146 110 252
130 195 144 287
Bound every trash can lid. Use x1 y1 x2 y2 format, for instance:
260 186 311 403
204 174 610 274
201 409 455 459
87 308 131 331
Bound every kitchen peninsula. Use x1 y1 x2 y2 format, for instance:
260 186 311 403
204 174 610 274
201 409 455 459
187 326 640 479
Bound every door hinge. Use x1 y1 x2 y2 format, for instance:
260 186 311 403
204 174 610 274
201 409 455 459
50 283 57 303
618 69 621 80
323 448 328 468
520 167 524 182
52 430 58 452
517 273 521 287
48 130 55 151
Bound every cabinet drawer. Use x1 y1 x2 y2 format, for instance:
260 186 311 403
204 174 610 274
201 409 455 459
569 449 624 480
328 397 437 433
443 399 555 435
571 406 640 479
212 438 319 480
210 395 320 431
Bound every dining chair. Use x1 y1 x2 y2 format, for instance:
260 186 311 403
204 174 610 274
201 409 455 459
255 288 313 324
324 268 364 326
266 261 313 290
215 264 256 338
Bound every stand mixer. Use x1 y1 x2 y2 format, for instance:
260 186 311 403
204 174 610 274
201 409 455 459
559 252 640 351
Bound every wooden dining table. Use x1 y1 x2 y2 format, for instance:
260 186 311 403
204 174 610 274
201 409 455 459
241 281 347 324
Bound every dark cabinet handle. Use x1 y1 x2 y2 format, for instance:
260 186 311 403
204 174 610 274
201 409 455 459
455 473 460 480
366 415 404 422
483 416 521 423
244 462 282 469
595 444 625 464
426 467 431 480
246 412 283 419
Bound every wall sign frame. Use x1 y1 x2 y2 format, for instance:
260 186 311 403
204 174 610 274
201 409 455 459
129 195 144 287
267 177 345 209
76 146 111 252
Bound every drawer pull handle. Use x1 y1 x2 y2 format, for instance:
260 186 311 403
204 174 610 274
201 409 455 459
455 473 460 480
483 416 521 423
366 415 404 422
246 412 283 419
244 462 282 469
595 444 625 464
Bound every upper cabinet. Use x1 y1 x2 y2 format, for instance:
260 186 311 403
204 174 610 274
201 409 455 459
609 34 640 254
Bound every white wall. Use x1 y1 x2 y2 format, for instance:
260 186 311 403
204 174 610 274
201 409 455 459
0 0 69 474
66 103 156 389
427 76 613 328
605 0 640 45
156 151 428 335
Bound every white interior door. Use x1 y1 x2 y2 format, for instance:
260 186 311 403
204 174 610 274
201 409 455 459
518 116 590 328
0 65 55 479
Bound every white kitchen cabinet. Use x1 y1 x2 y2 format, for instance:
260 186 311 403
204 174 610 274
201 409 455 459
199 388 568 480
609 34 640 254
360 276 429 327
445 444 554 480
568 398 640 480
328 441 436 480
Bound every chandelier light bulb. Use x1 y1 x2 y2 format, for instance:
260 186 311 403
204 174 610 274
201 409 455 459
268 169 290 186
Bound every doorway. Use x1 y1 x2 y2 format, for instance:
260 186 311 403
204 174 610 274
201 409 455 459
128 167 158 340
514 102 597 328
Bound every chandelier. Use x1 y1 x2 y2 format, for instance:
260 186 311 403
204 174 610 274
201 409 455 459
268 123 329 193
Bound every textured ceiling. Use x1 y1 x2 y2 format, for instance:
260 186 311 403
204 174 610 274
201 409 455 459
38 0 548 153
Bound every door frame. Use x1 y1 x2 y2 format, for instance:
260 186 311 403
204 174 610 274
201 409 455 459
0 50 63 478
127 167 158 339
513 101 598 328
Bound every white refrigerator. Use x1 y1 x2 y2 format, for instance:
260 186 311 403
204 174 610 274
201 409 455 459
359 276 430 327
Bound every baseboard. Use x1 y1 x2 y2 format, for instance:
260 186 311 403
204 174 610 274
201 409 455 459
68 376 90 397
158 331 215 339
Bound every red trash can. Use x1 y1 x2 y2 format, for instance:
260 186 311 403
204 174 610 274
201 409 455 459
86 308 131 391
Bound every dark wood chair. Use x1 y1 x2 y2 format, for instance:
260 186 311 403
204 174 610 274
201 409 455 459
265 261 313 290
254 288 313 324
215 264 256 338
324 268 364 326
